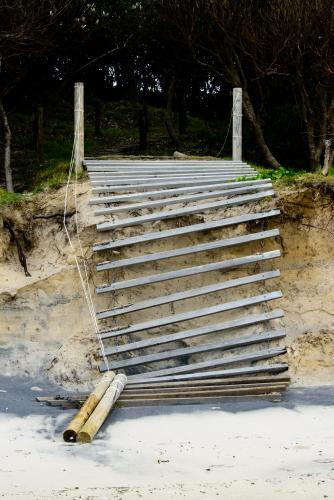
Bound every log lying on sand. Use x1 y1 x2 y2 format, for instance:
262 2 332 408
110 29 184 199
63 371 115 442
77 373 127 443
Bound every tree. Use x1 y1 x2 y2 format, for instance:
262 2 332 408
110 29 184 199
0 0 74 191
265 0 334 170
156 0 282 168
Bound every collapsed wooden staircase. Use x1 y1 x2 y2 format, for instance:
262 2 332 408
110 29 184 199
83 159 289 404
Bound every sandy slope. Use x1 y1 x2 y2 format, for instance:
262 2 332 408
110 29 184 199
0 180 334 388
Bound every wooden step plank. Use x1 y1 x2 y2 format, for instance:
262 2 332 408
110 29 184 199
124 347 287 379
126 363 289 384
89 170 256 180
92 175 256 193
92 209 280 252
103 309 284 357
99 291 282 340
37 380 290 404
90 173 256 186
36 379 290 401
97 270 280 319
103 330 286 370
96 249 281 293
96 190 275 231
89 179 271 205
96 229 279 271
117 385 287 399
94 183 272 215
89 168 256 178
125 376 291 390
121 381 288 400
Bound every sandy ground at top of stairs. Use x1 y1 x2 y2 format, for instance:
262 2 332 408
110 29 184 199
0 376 334 499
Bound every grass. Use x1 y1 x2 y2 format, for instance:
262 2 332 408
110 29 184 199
0 188 24 206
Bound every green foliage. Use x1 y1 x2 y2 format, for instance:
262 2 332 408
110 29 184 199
0 188 24 206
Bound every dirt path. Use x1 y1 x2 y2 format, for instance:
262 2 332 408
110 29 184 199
1 377 334 499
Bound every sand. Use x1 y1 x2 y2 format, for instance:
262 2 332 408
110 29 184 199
0 381 334 499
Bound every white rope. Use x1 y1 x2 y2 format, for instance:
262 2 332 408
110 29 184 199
63 90 110 371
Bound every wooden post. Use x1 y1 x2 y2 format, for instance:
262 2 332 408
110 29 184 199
74 82 84 173
63 371 115 442
78 373 127 443
322 139 332 176
232 88 242 161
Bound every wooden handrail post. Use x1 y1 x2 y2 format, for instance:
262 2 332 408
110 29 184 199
232 88 242 161
74 82 84 172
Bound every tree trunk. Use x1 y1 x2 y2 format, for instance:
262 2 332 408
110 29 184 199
177 87 187 135
0 99 14 192
242 89 281 169
165 77 180 148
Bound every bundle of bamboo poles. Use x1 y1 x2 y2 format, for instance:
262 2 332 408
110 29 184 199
63 371 127 443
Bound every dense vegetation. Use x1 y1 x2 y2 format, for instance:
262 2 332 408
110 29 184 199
0 0 333 193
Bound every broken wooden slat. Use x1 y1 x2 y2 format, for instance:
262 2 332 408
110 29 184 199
96 229 279 271
96 249 281 293
92 209 280 252
96 190 274 231
96 270 280 319
103 330 286 370
102 309 284 356
89 179 271 205
94 183 272 215
99 291 282 340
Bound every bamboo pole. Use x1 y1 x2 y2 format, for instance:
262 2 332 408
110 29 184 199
77 373 127 443
63 371 115 442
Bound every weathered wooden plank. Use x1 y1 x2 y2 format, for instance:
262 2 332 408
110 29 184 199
96 249 281 293
94 183 272 215
102 309 285 356
97 270 280 319
122 383 289 395
99 291 282 340
37 379 290 401
89 168 256 178
92 175 257 193
103 312 284 357
96 229 279 271
124 376 291 390
103 330 285 370
39 392 283 408
126 347 287 380
89 179 271 205
92 209 280 252
89 171 256 180
90 174 256 186
117 385 287 399
96 190 275 231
